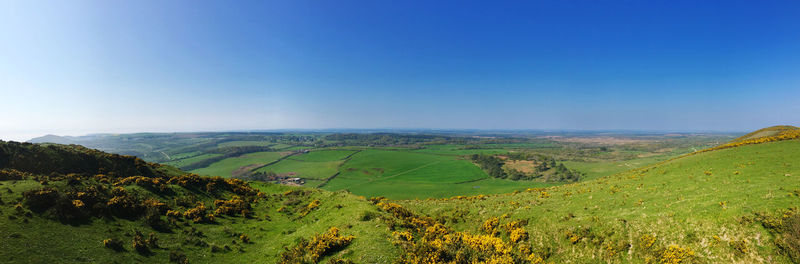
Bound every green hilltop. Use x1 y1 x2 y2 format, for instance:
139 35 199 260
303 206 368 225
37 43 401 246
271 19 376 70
1 126 799 263
732 125 800 143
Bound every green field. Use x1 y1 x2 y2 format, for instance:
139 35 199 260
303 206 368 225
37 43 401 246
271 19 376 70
253 150 359 184
163 153 222 168
190 151 284 177
320 149 552 199
289 149 358 162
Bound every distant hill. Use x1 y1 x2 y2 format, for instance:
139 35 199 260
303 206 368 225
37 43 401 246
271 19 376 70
27 134 77 144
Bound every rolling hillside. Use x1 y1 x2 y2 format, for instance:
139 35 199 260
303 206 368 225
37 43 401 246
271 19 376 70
732 125 799 143
1 126 799 263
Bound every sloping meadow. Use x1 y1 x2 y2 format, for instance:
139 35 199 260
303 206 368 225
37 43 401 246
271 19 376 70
396 139 800 263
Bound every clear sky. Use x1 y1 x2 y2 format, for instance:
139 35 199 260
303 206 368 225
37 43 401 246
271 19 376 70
2 1 799 141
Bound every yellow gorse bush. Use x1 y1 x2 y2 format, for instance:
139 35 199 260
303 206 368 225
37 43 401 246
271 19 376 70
299 199 321 217
640 234 656 249
482 217 501 236
378 202 540 264
213 196 252 217
280 227 356 263
687 129 800 156
657 245 694 264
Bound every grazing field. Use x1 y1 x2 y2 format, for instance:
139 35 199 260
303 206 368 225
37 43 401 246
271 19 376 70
163 153 222 168
320 149 553 199
256 159 342 182
190 151 284 177
288 149 358 162
254 150 359 185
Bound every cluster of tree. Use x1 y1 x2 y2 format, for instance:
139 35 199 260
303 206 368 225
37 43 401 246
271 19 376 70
469 153 582 182
504 163 582 182
469 154 507 178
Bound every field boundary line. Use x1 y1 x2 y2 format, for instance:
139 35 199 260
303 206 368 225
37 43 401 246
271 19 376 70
245 151 303 175
317 150 362 188
342 160 443 189
453 177 490 184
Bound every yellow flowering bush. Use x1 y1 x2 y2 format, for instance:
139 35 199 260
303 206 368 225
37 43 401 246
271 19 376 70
182 202 214 223
482 217 501 236
382 202 540 263
299 199 321 217
640 234 656 249
394 231 414 241
730 239 748 254
509 228 528 243
213 196 252 217
656 245 694 264
280 227 355 263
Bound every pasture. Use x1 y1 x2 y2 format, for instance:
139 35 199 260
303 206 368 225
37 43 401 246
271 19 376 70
190 151 284 177
320 149 554 199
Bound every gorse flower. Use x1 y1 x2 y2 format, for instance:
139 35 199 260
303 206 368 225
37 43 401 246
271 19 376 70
280 227 355 263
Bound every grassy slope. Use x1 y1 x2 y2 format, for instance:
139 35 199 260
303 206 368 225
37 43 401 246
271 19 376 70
0 142 395 263
733 125 799 143
0 181 396 263
562 147 690 181
399 139 800 263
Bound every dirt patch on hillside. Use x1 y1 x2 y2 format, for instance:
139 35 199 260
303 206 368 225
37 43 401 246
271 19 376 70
503 160 538 174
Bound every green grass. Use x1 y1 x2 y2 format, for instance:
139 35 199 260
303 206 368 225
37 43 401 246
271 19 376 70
320 149 554 199
256 159 343 181
163 153 222 168
250 150 359 183
562 150 686 181
289 149 358 162
190 151 284 177
0 181 397 263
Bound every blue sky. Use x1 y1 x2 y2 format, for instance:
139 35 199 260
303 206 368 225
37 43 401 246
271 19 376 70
2 1 800 141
